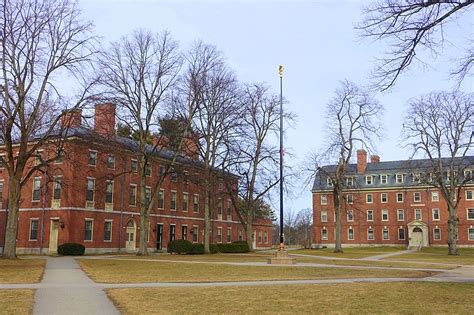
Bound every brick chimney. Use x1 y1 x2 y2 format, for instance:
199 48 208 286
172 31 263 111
94 103 116 137
61 109 82 128
371 155 380 164
357 149 367 174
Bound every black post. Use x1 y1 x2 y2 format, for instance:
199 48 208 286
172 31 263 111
279 65 284 249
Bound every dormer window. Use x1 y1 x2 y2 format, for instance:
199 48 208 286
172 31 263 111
365 176 373 185
464 169 472 181
396 173 404 184
412 173 421 184
380 174 388 184
346 177 354 186
326 177 333 186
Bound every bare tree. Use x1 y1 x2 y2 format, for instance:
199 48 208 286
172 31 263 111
295 208 313 248
0 0 97 258
358 0 473 90
403 91 473 255
97 30 185 256
319 80 383 253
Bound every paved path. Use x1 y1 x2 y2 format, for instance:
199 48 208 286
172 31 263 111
33 257 118 315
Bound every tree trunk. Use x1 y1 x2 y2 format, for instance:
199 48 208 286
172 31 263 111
334 188 343 253
3 177 21 259
137 159 149 256
204 178 211 254
246 223 254 252
447 204 459 256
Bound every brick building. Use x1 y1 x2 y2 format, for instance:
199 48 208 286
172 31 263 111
312 150 474 248
0 104 272 254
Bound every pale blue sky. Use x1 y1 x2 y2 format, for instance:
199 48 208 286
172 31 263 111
79 0 473 214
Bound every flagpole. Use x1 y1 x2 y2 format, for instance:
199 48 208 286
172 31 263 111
278 65 284 250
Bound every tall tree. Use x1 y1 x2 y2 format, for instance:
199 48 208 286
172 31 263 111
320 80 383 253
0 0 96 258
403 91 473 255
358 0 473 90
97 30 184 256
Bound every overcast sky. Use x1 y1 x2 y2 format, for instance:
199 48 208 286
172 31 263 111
78 0 473 215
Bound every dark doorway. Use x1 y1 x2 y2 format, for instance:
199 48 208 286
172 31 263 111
156 224 163 250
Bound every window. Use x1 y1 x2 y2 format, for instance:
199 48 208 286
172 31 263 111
217 198 223 215
131 159 138 173
432 191 439 202
321 228 328 240
367 210 373 221
53 176 62 200
88 150 97 166
382 209 388 221
414 192 421 203
346 177 354 186
397 209 404 221
84 219 93 241
183 171 189 184
159 166 166 177
0 155 5 168
468 228 474 241
86 178 95 207
106 154 115 169
367 228 374 240
432 208 440 221
258 231 263 243
382 228 389 240
415 209 422 220
192 226 198 242
145 187 151 208
264 231 268 243
105 181 114 204
170 169 177 182
396 193 404 203
193 194 199 212
217 227 222 243
398 228 405 240
321 195 328 205
145 162 151 177
227 199 232 221
182 193 189 211
412 173 421 183
467 208 474 220
464 169 472 181
446 170 458 182
29 219 38 241
396 173 404 184
170 225 176 241
346 194 353 204
32 177 41 201
238 229 243 241
326 177 333 186
321 211 328 222
0 181 3 208
348 228 354 240
347 210 354 222
182 225 188 240
227 228 232 242
434 228 441 240
104 221 112 241
170 191 177 210
365 176 373 185
381 193 388 203
466 190 473 200
380 174 388 184
366 193 373 204
129 184 137 206
35 150 43 165
158 189 164 209
55 148 64 164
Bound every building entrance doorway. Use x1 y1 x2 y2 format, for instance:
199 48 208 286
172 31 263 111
407 221 429 249
48 219 59 254
125 220 136 251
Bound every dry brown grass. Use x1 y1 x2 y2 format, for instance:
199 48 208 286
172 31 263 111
107 282 474 314
119 253 273 263
387 247 474 265
0 259 45 283
79 259 432 283
293 246 406 259
295 256 453 269
0 289 35 314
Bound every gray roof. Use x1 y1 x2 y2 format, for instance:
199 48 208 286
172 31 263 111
312 156 474 191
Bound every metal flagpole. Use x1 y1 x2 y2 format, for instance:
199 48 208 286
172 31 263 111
278 65 284 250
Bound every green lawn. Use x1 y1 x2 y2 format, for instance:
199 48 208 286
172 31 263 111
107 282 474 314
292 246 406 259
0 259 45 283
387 247 474 265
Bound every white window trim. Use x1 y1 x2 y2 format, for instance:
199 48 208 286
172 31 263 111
396 193 404 203
396 173 404 184
321 228 328 240
88 150 98 167
365 176 373 185
347 210 354 222
129 184 137 207
382 228 390 240
86 177 95 208
131 159 138 173
467 208 474 221
170 190 177 211
158 189 165 210
29 218 39 241
107 154 115 170
104 220 113 242
367 228 374 240
105 180 114 207
433 228 441 241
193 194 199 212
432 208 440 221
381 193 388 203
380 174 388 185
321 194 328 205
182 192 189 212
398 228 406 240
366 193 373 204
397 209 405 221
192 225 199 243
415 209 422 221
84 219 94 242
321 211 328 223
52 175 63 201
347 194 354 204
466 190 473 201
414 192 421 203
347 227 354 240
381 209 389 221
32 176 42 202
431 191 439 202
217 227 223 243
468 228 474 241
366 210 374 222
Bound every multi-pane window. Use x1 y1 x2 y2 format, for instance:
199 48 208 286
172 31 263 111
217 198 223 215
346 194 353 204
346 177 354 186
367 228 374 240
55 148 64 164
415 209 422 220
144 162 151 177
464 169 473 181
321 211 328 222
382 228 389 240
412 173 421 183
321 228 328 240
131 159 138 173
159 166 166 177
105 181 114 204
382 209 389 221
182 193 189 212
158 190 164 209
365 176 373 185
396 173 404 184
396 193 404 203
347 210 354 222
326 177 333 186
84 219 93 241
467 208 474 220
432 208 440 221
468 228 474 240
258 231 263 243
227 200 232 220
170 225 176 241
380 174 388 184
192 226 198 242
104 221 112 241
227 228 232 243
29 219 39 240
145 187 151 208
264 231 268 243
170 191 177 210
0 181 3 208
381 193 388 203
88 150 97 166
366 194 373 204
35 150 43 166
321 195 328 205
193 194 199 212
170 169 177 182
183 171 189 184
0 155 4 168
53 177 62 200
466 190 473 200
348 228 354 240
367 210 373 221
86 178 95 206
217 227 222 243
431 191 439 202
238 229 243 241
129 184 137 206
398 228 405 240
414 192 421 203
397 209 404 221
107 154 115 169
434 228 441 240
32 177 41 201
182 226 188 240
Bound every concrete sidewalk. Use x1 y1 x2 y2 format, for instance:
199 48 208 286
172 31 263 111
33 257 118 315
